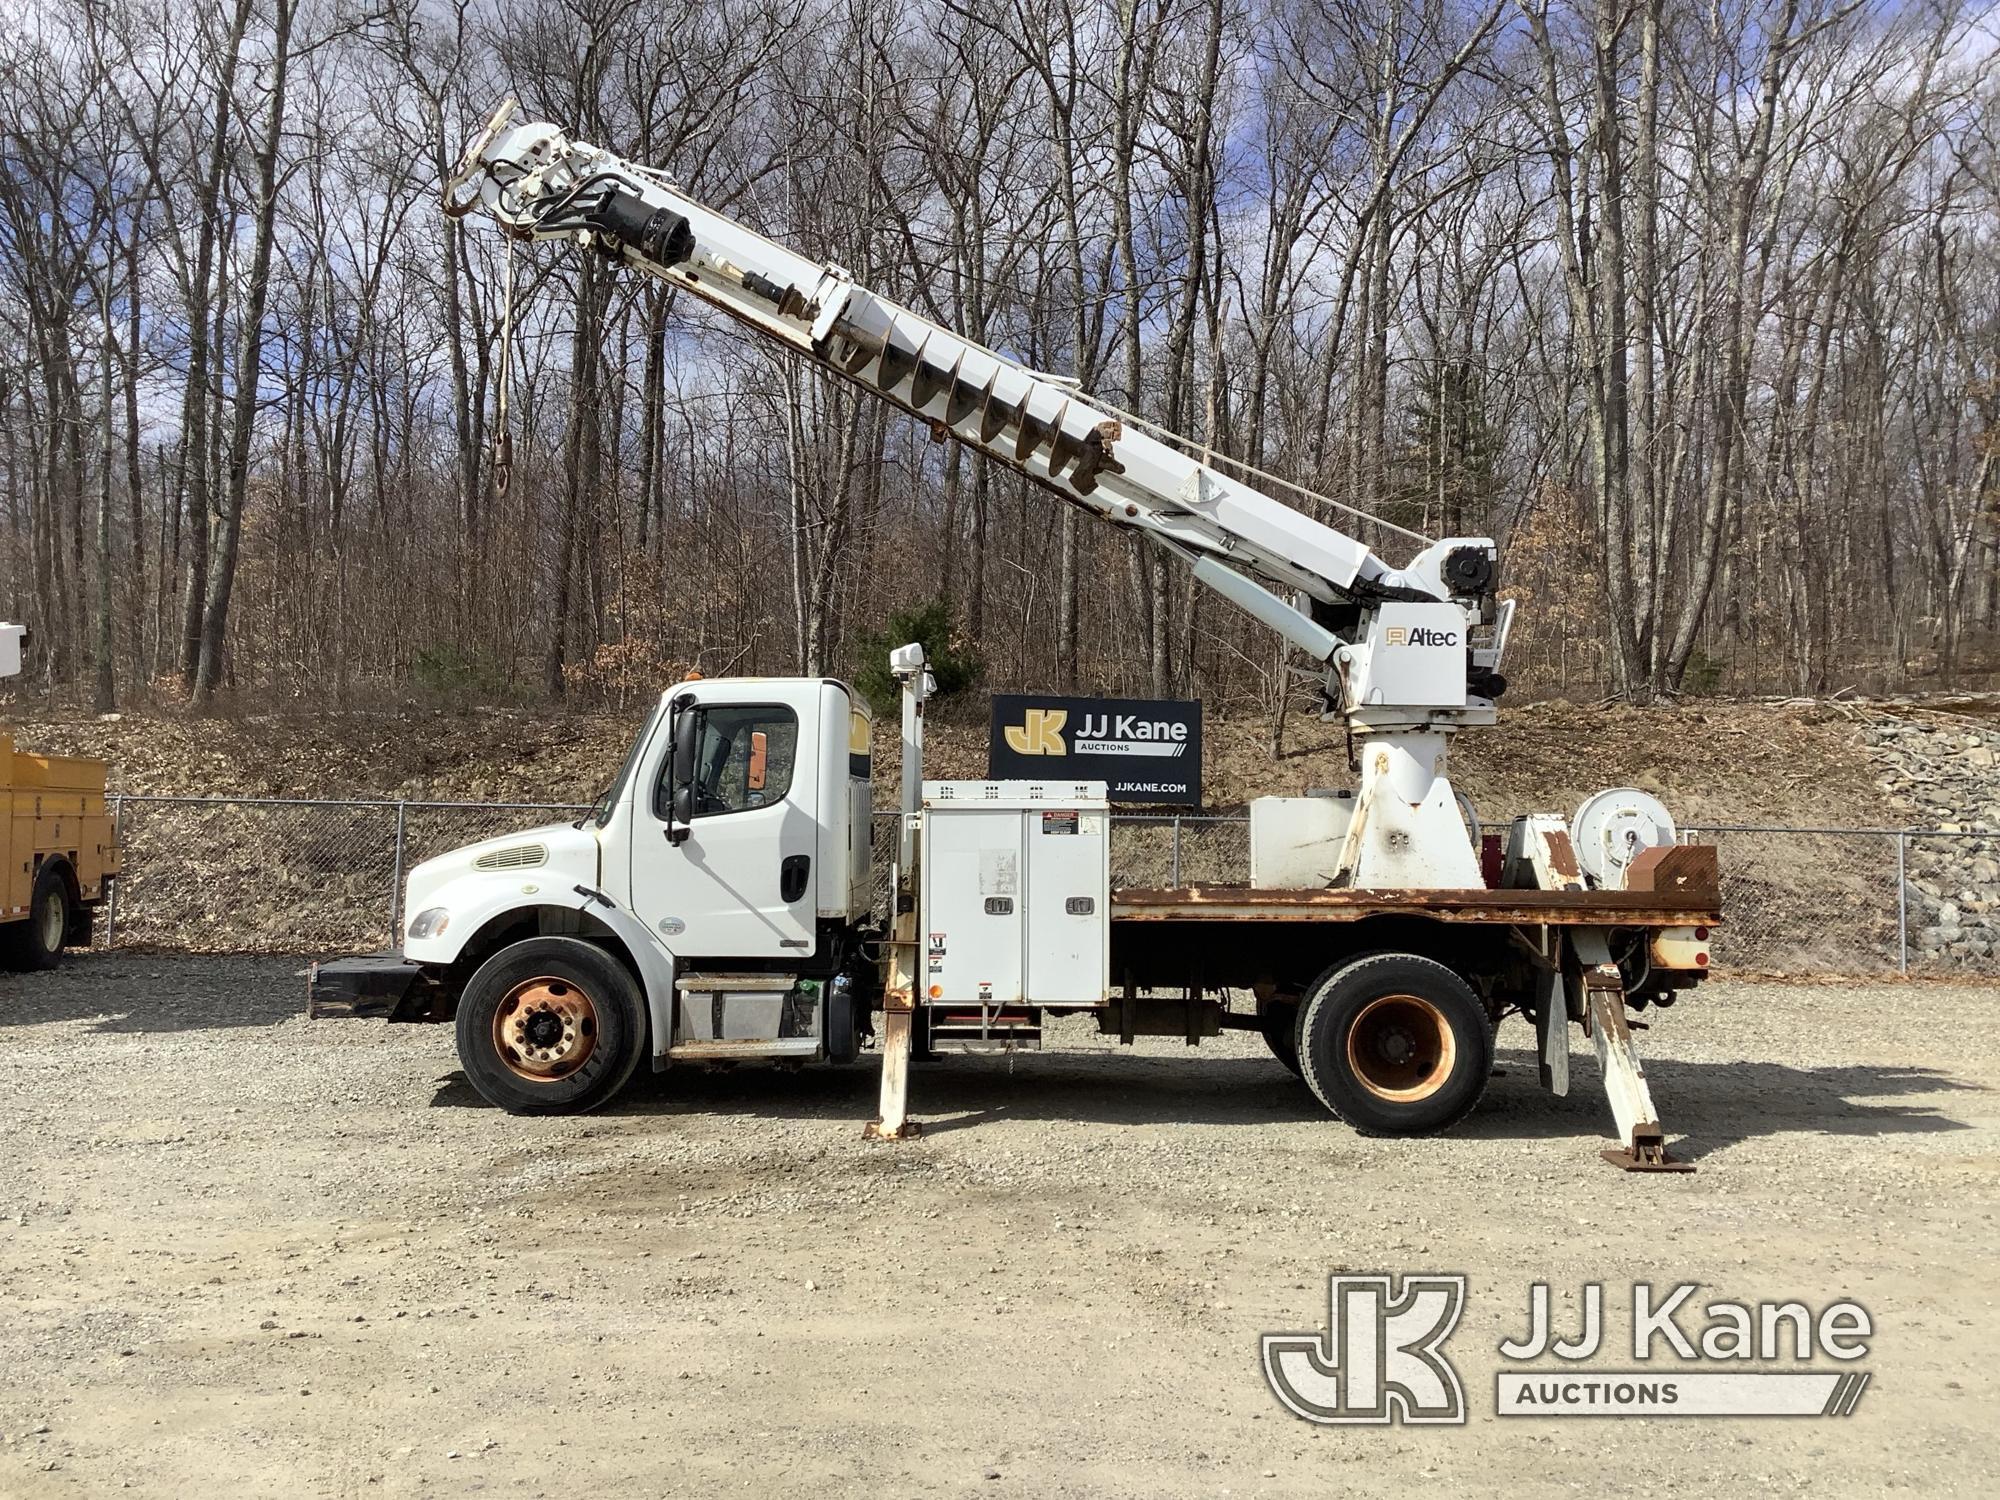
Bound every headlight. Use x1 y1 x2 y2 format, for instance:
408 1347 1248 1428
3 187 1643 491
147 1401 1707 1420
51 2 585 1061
407 907 451 939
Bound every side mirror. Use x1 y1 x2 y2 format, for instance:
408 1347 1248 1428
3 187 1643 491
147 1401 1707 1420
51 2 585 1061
666 705 699 844
671 707 698 784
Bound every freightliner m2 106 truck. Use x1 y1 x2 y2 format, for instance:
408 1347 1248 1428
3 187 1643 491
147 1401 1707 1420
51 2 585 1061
309 104 1721 1171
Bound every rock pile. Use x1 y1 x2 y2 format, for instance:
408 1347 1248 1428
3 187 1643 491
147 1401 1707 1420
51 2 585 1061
1866 717 2000 965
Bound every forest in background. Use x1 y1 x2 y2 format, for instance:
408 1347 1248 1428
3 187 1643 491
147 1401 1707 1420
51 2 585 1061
1 0 1996 722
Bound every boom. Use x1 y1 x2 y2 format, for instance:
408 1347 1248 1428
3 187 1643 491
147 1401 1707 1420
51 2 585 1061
445 100 1516 887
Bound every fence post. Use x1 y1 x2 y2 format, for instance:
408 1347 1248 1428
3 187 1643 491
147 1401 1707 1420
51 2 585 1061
1896 831 1909 975
107 794 123 947
390 801 408 944
1170 815 1182 887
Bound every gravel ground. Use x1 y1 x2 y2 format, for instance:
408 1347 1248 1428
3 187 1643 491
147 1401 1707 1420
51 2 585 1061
2 955 1995 1497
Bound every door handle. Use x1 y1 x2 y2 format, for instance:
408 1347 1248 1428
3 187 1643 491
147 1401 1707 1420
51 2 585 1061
781 854 810 903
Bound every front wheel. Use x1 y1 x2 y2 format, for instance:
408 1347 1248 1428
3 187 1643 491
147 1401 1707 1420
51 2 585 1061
1297 953 1493 1135
455 937 647 1114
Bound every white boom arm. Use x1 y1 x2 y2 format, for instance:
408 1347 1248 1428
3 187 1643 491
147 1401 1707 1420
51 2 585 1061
0 623 23 680
446 101 1514 887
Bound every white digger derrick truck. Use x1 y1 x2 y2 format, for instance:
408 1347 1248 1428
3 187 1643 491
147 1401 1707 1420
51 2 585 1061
309 102 1722 1170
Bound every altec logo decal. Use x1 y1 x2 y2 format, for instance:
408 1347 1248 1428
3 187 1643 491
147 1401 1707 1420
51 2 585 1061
1384 625 1459 647
1262 1277 1876 1425
1002 707 1068 756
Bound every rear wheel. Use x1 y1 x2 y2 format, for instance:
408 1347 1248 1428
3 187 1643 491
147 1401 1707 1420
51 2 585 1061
455 937 646 1114
1297 953 1492 1135
4 863 74 972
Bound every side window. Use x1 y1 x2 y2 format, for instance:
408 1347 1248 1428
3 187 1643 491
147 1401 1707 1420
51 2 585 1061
655 705 798 819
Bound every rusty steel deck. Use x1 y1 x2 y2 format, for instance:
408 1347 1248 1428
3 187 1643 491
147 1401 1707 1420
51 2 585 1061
1113 846 1721 928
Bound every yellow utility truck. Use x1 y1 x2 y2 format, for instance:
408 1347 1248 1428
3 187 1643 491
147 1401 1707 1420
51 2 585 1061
0 623 118 969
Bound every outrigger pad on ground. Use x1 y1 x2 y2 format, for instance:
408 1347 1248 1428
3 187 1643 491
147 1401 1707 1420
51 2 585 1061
1601 1142 1696 1173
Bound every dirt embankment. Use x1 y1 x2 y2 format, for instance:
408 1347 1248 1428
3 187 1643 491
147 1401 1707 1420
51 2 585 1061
3 694 1898 829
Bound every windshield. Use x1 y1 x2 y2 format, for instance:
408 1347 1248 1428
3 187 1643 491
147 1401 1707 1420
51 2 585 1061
589 699 665 827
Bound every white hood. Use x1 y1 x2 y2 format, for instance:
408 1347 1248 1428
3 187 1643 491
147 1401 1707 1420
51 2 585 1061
404 820 601 919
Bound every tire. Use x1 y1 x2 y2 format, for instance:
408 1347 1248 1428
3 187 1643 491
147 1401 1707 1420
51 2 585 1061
1297 952 1493 1136
1259 1000 1302 1076
5 863 74 972
455 937 647 1115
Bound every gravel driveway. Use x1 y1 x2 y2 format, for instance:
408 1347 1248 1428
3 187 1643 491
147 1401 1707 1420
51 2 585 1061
2 955 1995 1496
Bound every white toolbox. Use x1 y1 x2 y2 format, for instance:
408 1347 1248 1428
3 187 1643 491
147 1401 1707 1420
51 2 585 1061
919 781 1110 1007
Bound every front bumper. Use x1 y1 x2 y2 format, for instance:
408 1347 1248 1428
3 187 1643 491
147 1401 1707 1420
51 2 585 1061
307 954 436 1020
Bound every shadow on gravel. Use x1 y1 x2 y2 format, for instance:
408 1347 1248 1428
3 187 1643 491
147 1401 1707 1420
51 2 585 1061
1466 1050 1981 1162
428 1053 1327 1126
428 1043 1981 1158
0 952 306 1033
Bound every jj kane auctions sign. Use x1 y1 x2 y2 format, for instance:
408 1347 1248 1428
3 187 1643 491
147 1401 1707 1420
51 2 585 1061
988 693 1203 806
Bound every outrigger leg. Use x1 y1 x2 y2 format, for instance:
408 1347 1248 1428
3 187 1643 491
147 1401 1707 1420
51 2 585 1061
865 997 922 1141
865 898 924 1140
1568 928 1692 1173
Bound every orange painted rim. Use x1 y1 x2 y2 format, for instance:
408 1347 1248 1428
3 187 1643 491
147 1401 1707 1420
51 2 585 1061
492 976 599 1083
1345 993 1455 1103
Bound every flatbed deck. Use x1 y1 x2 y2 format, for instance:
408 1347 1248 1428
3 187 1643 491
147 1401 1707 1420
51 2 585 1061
1112 883 1720 926
1111 844 1722 928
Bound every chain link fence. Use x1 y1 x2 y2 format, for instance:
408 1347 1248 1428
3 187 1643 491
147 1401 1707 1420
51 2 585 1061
106 797 590 954
1681 825 1999 975
96 795 1996 975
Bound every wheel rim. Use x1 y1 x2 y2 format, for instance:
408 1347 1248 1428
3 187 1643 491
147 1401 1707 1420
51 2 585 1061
492 976 599 1083
36 888 63 952
1345 993 1455 1102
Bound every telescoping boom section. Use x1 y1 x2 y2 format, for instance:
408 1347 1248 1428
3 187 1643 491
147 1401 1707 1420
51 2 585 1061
444 100 1512 889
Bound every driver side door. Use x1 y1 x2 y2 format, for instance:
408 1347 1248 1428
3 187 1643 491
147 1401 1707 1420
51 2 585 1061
630 691 819 959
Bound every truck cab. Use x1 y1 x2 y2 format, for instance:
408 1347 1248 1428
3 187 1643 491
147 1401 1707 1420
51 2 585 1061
314 678 876 1110
594 677 873 957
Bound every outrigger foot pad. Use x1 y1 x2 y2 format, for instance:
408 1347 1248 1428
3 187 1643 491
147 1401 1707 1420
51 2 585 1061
1601 1136 1694 1173
863 1118 924 1141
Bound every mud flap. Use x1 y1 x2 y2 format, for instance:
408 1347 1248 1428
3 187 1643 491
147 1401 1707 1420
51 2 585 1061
1535 962 1569 1097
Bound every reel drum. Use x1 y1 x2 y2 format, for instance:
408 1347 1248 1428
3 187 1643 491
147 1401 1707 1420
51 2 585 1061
1571 788 1678 889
